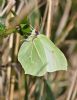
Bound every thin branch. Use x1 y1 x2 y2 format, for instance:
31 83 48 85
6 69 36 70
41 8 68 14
0 0 45 38
9 76 15 100
56 0 72 37
40 4 48 33
5 34 14 100
0 0 16 17
56 13 77 46
0 0 5 11
71 80 77 100
16 0 25 15
8 0 39 28
66 70 77 100
62 40 77 45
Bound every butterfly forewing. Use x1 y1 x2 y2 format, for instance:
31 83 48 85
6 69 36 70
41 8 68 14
18 37 47 76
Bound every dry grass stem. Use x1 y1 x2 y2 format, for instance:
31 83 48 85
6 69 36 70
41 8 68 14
0 0 16 16
56 0 72 37
46 0 52 38
66 70 77 100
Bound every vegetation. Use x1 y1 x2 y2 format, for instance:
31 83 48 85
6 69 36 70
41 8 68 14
0 0 77 100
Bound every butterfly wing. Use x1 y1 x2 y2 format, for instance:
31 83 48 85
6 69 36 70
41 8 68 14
38 34 67 72
18 38 47 76
18 34 67 76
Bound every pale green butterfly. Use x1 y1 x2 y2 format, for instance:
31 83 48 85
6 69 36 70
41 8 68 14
18 29 67 76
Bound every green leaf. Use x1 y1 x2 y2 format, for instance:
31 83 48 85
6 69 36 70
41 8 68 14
18 30 67 76
0 23 5 31
0 22 5 37
19 24 31 38
18 17 31 38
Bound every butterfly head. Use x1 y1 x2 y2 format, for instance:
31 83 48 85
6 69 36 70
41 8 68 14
31 29 39 36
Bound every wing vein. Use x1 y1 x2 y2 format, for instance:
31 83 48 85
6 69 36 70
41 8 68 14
33 41 44 64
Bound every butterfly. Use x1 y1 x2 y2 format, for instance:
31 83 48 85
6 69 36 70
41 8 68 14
18 29 67 76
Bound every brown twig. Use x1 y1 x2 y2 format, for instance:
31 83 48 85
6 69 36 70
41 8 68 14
56 0 72 37
0 0 5 11
0 0 45 38
63 40 77 44
40 4 48 33
28 83 36 98
5 34 14 100
0 0 16 17
9 0 40 29
9 76 15 100
66 70 77 100
16 0 25 15
71 80 77 100
39 81 44 100
56 13 77 46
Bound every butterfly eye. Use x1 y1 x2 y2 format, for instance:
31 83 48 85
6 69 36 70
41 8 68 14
35 30 39 35
35 27 39 35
